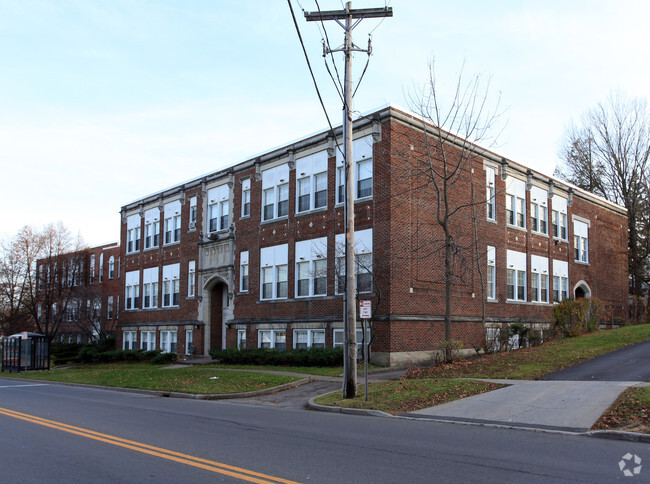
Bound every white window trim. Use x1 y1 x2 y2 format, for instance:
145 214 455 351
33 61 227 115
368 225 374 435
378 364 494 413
240 251 249 293
487 246 496 300
293 329 326 349
140 330 156 351
160 330 178 353
262 164 290 222
336 135 374 205
241 178 251 218
295 237 327 298
335 229 373 294
162 263 180 307
260 244 288 300
188 261 196 298
258 329 286 350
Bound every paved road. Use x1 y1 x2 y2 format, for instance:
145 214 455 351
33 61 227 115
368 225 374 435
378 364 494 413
2 378 647 483
540 339 650 381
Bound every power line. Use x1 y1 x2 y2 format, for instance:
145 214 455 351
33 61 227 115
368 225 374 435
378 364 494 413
287 0 343 158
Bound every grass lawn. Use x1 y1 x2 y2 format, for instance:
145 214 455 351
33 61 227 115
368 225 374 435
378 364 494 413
0 363 300 394
592 386 650 434
315 379 505 415
316 324 650 422
200 364 344 377
402 324 650 381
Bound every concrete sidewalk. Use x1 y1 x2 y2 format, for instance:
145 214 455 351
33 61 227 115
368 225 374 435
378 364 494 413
406 379 647 432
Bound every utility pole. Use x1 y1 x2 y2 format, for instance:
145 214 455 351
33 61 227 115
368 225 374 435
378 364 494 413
305 2 392 399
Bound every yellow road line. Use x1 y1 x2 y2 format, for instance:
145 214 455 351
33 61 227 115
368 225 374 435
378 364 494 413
0 406 300 484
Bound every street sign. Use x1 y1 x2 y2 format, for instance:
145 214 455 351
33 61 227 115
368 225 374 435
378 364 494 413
360 300 372 319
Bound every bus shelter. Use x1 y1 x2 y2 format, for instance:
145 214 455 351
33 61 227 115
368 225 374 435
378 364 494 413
1 332 50 373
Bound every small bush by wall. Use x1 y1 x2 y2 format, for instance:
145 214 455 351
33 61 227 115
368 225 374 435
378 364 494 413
553 298 606 337
209 347 344 367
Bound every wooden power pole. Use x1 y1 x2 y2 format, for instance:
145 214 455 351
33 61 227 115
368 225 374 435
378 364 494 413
305 2 392 399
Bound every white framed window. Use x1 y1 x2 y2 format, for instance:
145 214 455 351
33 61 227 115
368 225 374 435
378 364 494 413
506 250 526 301
530 187 548 234
553 260 569 302
189 196 197 230
333 327 371 353
126 214 141 253
160 330 177 353
144 207 161 249
140 330 156 351
123 331 137 350
262 164 290 221
125 271 140 310
185 330 194 355
293 329 325 349
142 267 159 309
505 177 526 228
188 261 196 297
208 184 230 232
99 253 103 283
163 200 182 245
336 135 373 204
237 329 246 349
335 229 373 294
241 179 251 218
487 246 496 300
260 244 288 300
573 219 589 263
240 251 249 293
162 263 180 307
107 296 114 320
108 256 115 279
89 255 95 284
552 196 568 240
258 330 286 350
530 255 549 303
296 150 328 214
295 237 327 297
485 165 496 221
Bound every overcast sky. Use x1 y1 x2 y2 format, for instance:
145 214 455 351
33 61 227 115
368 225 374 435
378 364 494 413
2 0 649 247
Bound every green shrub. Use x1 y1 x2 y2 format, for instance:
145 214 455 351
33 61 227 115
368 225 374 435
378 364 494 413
150 352 178 365
553 298 606 337
436 340 464 363
208 347 344 367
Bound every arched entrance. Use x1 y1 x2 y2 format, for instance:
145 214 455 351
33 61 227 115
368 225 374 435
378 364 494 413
574 280 592 299
209 283 225 351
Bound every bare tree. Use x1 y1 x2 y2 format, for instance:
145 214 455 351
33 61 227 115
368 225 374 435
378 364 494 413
0 227 41 336
556 92 650 298
2 223 90 342
393 61 504 361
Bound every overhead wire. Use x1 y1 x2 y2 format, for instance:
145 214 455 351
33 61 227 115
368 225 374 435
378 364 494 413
287 0 343 157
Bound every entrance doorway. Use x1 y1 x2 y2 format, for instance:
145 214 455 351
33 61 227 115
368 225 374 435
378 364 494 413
209 283 225 351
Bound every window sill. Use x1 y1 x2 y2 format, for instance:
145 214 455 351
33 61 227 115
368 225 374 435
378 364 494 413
552 237 568 244
487 298 499 303
486 218 497 225
531 231 549 238
574 260 590 266
239 215 251 220
295 206 328 217
163 241 181 247
260 216 289 225
143 246 160 252
335 196 374 207
506 224 527 232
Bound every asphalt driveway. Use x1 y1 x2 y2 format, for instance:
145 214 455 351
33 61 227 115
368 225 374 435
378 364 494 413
540 339 650 382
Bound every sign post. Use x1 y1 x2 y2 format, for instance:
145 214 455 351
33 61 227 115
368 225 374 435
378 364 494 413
359 300 372 401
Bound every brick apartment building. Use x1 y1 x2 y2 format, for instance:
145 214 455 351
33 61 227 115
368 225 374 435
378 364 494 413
40 105 629 366
36 243 121 344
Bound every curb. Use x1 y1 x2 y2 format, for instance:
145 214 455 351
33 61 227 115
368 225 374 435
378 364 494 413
587 430 650 443
307 395 393 417
307 392 650 443
0 375 312 400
